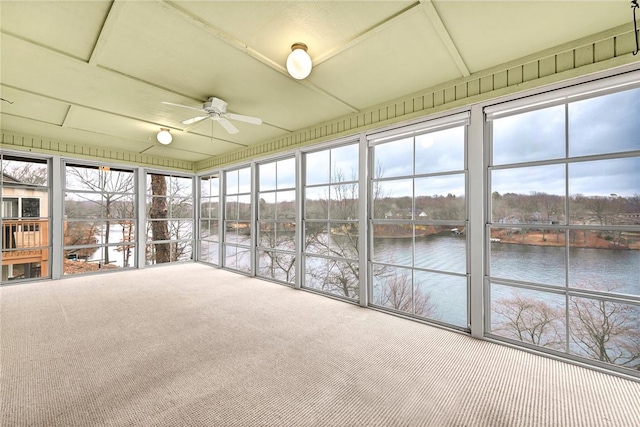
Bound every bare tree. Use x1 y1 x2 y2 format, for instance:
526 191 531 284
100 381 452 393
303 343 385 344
493 293 564 349
66 166 134 265
373 269 434 317
2 160 48 185
304 166 361 297
570 294 640 369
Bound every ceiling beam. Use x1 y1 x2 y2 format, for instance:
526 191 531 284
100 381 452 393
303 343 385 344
419 0 470 77
62 0 129 129
88 0 129 65
159 0 359 113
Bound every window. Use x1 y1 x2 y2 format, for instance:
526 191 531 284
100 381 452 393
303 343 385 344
64 163 136 274
368 114 469 328
223 167 252 273
486 83 640 374
146 173 194 265
303 143 360 300
1 154 50 282
257 158 296 284
199 173 220 266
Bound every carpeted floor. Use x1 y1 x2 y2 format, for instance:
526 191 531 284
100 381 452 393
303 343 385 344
1 263 639 426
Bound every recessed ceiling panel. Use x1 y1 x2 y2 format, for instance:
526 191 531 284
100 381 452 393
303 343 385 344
173 1 417 68
0 87 69 126
435 1 632 73
0 0 112 61
309 9 462 109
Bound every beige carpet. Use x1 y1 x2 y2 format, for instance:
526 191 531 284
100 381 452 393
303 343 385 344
1 264 639 427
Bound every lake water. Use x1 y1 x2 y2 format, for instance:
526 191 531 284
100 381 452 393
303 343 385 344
372 234 640 328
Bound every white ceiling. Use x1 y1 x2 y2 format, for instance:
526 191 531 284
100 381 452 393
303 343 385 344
0 1 634 164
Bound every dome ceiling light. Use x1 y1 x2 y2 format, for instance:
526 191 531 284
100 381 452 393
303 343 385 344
286 42 312 80
157 128 172 145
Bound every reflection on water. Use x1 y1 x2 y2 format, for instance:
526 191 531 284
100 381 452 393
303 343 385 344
491 243 639 296
373 235 468 327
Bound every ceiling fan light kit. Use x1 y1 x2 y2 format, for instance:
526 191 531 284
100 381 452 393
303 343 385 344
157 128 172 145
286 42 312 79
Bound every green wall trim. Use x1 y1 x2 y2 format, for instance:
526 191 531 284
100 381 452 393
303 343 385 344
195 23 640 172
1 132 195 172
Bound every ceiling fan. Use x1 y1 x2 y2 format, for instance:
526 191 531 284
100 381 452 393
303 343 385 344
163 97 262 134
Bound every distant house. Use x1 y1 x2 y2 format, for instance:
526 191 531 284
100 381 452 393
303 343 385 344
2 173 49 281
384 208 427 219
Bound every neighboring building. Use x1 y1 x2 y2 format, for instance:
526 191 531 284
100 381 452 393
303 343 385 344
1 173 49 281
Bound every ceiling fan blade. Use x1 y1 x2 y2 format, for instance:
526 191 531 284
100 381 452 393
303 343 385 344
162 101 203 112
214 117 239 134
182 115 208 125
224 112 262 125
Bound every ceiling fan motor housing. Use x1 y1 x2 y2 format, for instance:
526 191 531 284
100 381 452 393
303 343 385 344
204 97 228 114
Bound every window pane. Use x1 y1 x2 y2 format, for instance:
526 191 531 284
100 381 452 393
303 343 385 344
305 186 328 220
372 266 415 315
372 224 413 266
171 196 193 218
226 245 250 272
1 157 48 186
414 225 466 274
65 246 135 274
569 88 640 157
169 220 193 241
65 192 104 218
225 221 251 245
236 247 251 273
304 256 358 300
491 165 566 224
569 233 640 296
258 223 275 248
199 240 219 265
373 179 412 220
489 230 565 287
259 161 277 191
329 183 358 220
66 166 100 191
306 150 330 185
304 223 328 255
173 242 192 262
415 175 465 221
490 283 566 351
146 243 170 265
569 157 640 226
171 176 192 198
276 190 296 220
226 170 238 193
414 271 467 327
201 220 219 242
237 194 251 221
569 296 639 371
275 223 296 251
374 137 413 178
200 177 211 198
492 105 565 165
277 158 296 189
258 192 275 220
200 199 218 219
238 167 251 193
225 195 238 220
331 144 358 183
258 250 296 284
415 126 465 175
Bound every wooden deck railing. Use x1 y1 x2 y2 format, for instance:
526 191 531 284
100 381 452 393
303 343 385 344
2 219 49 268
